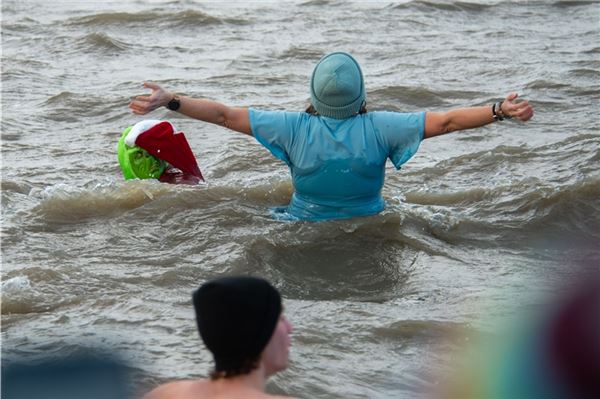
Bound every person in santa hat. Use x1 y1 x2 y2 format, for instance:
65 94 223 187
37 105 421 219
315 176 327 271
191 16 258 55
117 119 204 185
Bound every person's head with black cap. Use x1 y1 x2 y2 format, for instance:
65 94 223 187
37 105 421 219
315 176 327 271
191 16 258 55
192 276 292 380
143 276 295 399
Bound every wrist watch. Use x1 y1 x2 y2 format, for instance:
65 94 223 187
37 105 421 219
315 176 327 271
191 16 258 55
492 102 503 121
497 101 512 120
167 95 181 111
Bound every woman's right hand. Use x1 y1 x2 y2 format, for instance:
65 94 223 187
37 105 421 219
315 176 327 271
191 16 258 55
129 82 173 115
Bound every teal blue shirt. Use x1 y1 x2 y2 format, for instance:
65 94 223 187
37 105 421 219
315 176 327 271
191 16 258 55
250 109 425 221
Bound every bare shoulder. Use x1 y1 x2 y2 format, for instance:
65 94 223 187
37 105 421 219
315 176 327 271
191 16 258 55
264 394 298 399
238 391 297 399
143 379 207 399
142 380 296 399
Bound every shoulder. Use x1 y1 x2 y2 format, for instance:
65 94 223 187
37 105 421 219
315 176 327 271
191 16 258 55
369 110 424 123
142 380 205 399
369 111 426 140
248 108 307 133
249 108 305 121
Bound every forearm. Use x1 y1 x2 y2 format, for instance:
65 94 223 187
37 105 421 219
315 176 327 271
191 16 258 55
176 96 229 126
169 95 251 135
175 96 251 135
129 82 251 135
424 93 534 139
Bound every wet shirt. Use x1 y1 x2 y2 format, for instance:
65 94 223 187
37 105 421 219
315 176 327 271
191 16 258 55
249 109 425 221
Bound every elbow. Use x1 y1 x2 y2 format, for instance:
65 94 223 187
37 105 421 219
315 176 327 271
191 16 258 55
440 112 457 134
221 116 232 129
442 121 457 134
215 110 226 126
215 106 230 128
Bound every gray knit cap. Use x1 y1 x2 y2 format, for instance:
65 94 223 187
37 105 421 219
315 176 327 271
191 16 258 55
310 52 366 119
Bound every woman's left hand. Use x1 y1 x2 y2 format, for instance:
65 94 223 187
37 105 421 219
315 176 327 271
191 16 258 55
501 92 534 121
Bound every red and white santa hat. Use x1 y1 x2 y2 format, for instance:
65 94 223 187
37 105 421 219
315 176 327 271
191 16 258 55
126 119 204 182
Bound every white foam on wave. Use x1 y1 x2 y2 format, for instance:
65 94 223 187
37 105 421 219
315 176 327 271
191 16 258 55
1 276 31 293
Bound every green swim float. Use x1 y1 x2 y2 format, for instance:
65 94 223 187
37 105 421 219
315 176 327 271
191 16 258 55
117 126 166 180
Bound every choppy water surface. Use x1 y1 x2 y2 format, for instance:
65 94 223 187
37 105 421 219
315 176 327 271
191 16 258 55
2 1 599 398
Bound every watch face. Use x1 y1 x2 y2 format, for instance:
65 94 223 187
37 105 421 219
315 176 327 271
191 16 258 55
168 97 180 111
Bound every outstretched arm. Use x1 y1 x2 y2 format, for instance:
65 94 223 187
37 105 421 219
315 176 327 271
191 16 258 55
129 82 252 136
424 93 534 139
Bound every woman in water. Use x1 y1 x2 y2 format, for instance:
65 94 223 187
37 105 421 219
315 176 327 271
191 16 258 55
129 52 534 221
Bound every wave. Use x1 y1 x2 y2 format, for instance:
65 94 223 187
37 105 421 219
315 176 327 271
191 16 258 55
392 1 493 13
64 10 249 29
11 178 290 228
390 0 597 14
299 0 336 6
415 133 599 178
397 175 600 249
1 17 45 34
390 133 600 245
277 46 325 61
369 86 481 109
525 79 572 90
0 270 78 315
0 179 34 195
583 47 600 55
551 0 599 8
373 319 473 342
75 32 131 53
43 91 78 106
27 181 178 225
1 276 37 315
405 176 599 217
40 91 126 121
519 178 600 235
409 144 534 179
568 68 600 80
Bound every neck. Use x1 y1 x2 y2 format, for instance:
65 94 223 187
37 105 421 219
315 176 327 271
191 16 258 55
214 363 268 393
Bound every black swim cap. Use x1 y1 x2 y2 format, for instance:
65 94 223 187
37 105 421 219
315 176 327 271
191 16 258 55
192 276 282 372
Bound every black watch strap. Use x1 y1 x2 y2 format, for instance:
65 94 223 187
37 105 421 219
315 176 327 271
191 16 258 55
167 95 181 111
